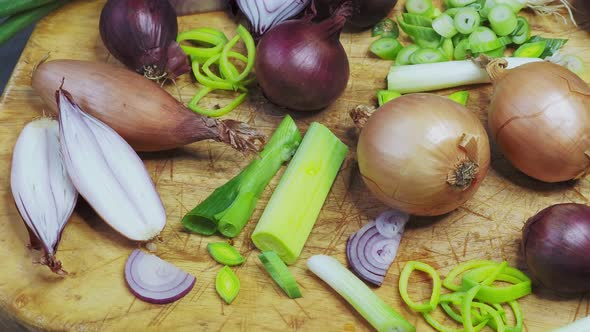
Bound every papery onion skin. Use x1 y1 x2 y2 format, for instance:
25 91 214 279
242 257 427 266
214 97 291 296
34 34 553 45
522 203 590 294
254 4 351 111
32 60 263 152
357 94 491 216
99 0 189 79
488 61 590 183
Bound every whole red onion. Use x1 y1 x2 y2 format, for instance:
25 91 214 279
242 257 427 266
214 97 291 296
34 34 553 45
255 2 351 111
99 0 189 80
522 203 590 294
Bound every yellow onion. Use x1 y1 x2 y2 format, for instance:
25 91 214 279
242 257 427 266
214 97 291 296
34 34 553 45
488 60 590 183
356 94 490 216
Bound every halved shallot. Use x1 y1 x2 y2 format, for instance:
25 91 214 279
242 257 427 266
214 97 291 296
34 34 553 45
346 209 409 286
10 118 78 274
125 249 196 304
57 88 166 241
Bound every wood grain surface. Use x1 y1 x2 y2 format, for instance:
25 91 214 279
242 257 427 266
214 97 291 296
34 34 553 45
0 1 589 331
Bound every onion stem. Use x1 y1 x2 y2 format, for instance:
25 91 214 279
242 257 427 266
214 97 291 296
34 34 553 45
387 57 542 93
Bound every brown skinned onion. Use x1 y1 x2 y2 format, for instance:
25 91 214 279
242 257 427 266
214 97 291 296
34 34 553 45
356 94 491 216
32 60 263 152
487 60 590 183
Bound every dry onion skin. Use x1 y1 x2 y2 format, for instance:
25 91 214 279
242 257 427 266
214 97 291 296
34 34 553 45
487 60 590 183
356 94 491 216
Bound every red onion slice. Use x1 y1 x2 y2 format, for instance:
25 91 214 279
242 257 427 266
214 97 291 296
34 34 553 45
375 209 409 238
236 0 310 38
347 211 408 286
125 249 196 304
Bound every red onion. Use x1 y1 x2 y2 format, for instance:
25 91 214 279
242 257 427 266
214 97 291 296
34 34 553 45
522 203 590 294
125 249 196 304
99 0 190 80
236 0 311 38
254 1 351 111
315 0 398 29
347 210 408 286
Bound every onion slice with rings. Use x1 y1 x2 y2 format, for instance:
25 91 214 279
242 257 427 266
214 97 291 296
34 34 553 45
124 249 196 304
347 210 408 286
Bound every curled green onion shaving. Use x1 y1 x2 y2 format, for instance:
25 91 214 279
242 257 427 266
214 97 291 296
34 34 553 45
372 18 399 38
454 7 480 34
207 242 245 266
443 260 497 291
177 28 229 63
461 265 532 303
399 261 442 312
202 52 248 82
461 285 482 332
216 266 240 304
472 302 506 332
188 86 248 117
489 4 518 36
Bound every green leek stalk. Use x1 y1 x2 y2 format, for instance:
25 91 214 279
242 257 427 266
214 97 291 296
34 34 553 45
251 123 347 264
387 57 542 93
182 116 302 237
307 255 415 332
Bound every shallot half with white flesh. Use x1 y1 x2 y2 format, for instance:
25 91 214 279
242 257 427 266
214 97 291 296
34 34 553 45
10 118 78 274
347 209 409 286
57 88 166 241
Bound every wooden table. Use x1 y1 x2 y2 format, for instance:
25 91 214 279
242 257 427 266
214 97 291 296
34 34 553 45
0 1 589 331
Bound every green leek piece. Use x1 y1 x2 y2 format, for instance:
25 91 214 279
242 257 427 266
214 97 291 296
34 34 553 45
510 16 530 45
469 27 501 53
528 35 568 58
308 255 415 332
182 116 302 236
251 123 347 264
443 260 497 291
489 4 518 36
441 38 455 60
452 33 468 46
372 18 399 38
398 17 442 49
433 13 458 38
216 266 240 304
177 27 229 63
258 251 302 298
494 0 525 13
454 7 480 34
395 44 421 66
207 242 245 266
370 37 403 60
399 261 442 312
405 0 435 17
448 90 469 105
453 39 471 60
402 13 433 27
410 48 447 64
377 90 401 106
513 41 546 58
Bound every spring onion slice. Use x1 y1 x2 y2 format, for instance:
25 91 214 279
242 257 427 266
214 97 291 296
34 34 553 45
402 13 433 27
216 266 240 304
372 18 400 38
469 27 501 53
405 0 435 17
207 242 245 266
399 261 442 312
398 19 441 41
513 41 546 58
258 251 302 298
528 36 568 58
377 90 401 106
395 44 421 66
308 255 416 332
433 13 458 38
489 4 518 36
410 48 448 64
370 37 404 60
452 33 468 46
510 16 530 45
448 90 469 105
475 46 506 58
454 7 480 34
453 39 471 60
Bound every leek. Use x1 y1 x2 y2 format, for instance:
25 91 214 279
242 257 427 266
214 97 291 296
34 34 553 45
182 115 301 237
258 251 302 298
251 123 347 264
307 255 415 332
387 57 542 93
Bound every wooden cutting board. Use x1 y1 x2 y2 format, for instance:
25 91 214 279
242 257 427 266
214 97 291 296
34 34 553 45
0 1 589 331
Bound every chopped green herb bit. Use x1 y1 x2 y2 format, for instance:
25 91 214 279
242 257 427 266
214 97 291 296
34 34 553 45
207 242 245 266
